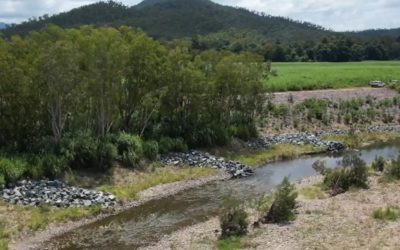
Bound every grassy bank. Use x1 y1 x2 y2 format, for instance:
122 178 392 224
266 61 400 92
232 144 322 167
321 132 400 148
99 167 215 200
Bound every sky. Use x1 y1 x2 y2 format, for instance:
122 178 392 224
0 0 399 31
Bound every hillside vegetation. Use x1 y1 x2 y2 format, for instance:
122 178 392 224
2 0 328 41
2 1 400 62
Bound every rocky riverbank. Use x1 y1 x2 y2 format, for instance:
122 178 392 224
249 125 400 151
247 133 346 152
0 180 116 208
161 150 254 178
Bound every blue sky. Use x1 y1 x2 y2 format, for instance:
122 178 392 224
1 0 399 31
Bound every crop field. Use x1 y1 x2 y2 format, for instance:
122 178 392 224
266 61 400 92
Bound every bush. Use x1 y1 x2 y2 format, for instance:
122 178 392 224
60 134 117 170
263 177 297 223
372 156 386 172
96 142 118 170
385 155 400 179
0 157 27 184
27 154 68 179
323 153 368 195
0 174 4 188
158 137 188 154
143 140 159 160
122 150 139 167
219 206 249 239
112 132 143 158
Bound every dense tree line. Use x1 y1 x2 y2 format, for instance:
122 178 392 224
191 31 400 62
0 25 268 154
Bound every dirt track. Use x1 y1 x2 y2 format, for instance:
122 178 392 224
272 87 398 104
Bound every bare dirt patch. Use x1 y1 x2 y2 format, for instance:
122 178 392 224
272 87 398 104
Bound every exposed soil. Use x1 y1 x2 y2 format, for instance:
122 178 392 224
145 175 400 250
272 87 398 104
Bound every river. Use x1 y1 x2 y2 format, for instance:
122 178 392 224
48 141 400 250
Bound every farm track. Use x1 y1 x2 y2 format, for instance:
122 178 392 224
272 87 398 104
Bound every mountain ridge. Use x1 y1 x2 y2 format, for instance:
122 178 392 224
1 0 399 41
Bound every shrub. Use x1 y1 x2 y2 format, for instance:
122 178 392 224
323 153 368 195
372 156 386 172
27 154 68 179
122 150 139 167
263 177 297 223
61 134 117 170
0 157 27 184
112 132 143 158
143 140 159 160
219 206 249 239
385 155 400 179
373 207 400 221
158 137 188 154
96 142 118 170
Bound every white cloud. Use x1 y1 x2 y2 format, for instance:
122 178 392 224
0 0 399 31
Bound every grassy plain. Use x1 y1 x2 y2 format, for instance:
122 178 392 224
266 61 400 92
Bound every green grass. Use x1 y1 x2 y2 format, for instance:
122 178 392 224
100 167 215 200
373 207 400 221
266 61 400 92
233 144 322 167
26 205 102 231
0 220 9 250
217 236 243 250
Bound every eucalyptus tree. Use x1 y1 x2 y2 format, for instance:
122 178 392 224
80 26 127 137
119 27 168 134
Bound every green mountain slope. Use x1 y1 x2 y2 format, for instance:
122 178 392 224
2 0 329 41
2 0 399 42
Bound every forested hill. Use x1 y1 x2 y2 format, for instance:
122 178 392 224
2 0 330 41
0 23 7 29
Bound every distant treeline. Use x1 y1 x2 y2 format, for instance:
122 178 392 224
189 29 400 62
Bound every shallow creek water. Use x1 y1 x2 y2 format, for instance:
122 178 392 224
49 142 400 250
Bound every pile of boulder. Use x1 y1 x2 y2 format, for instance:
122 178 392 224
161 150 254 178
0 180 116 208
247 133 346 152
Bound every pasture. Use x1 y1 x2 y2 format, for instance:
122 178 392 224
266 61 400 92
